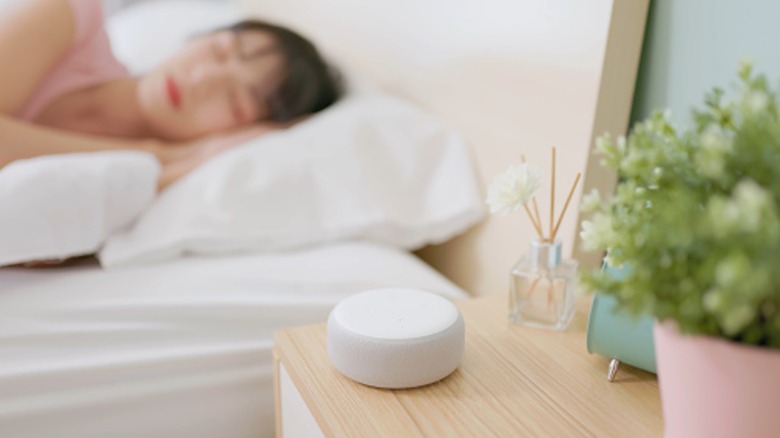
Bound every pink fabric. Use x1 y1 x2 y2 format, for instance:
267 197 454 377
17 0 129 121
654 321 780 438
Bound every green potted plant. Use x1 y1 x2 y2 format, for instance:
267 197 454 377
580 61 780 437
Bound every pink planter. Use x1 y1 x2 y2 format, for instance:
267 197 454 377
654 322 780 438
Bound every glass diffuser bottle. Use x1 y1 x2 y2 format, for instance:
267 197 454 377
508 239 577 331
486 147 581 331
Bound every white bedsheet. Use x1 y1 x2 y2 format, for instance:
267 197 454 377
0 242 467 438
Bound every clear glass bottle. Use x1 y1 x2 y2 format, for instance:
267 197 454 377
508 239 577 331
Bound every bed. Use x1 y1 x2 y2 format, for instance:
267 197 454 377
0 0 647 436
0 242 465 438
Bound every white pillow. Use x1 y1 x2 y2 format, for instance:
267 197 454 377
0 152 159 266
99 89 485 267
107 0 242 74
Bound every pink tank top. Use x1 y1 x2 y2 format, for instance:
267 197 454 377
17 0 129 121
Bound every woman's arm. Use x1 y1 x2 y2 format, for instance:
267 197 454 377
0 115 281 176
0 115 168 168
0 0 75 114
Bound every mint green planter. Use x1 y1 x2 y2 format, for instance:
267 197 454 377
585 267 657 380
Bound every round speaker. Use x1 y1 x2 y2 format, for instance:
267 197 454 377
327 288 465 389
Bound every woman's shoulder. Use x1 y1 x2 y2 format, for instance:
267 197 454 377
11 0 128 120
63 0 107 45
0 0 79 114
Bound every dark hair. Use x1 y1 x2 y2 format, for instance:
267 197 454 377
222 20 342 122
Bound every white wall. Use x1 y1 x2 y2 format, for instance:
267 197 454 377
239 0 611 84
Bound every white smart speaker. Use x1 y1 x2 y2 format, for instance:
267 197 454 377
327 288 465 389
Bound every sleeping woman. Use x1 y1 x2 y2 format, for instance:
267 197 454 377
0 0 341 189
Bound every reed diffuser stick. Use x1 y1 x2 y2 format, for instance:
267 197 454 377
552 172 582 240
532 198 544 239
521 154 545 238
549 147 556 242
524 204 544 239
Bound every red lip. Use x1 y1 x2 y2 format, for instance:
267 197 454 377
166 76 181 109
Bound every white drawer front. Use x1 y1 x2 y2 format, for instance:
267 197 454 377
279 362 325 438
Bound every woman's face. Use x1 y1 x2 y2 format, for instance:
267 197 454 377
137 30 284 140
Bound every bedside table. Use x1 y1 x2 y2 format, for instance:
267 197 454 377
273 295 662 437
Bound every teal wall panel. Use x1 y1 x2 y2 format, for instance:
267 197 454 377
631 0 780 127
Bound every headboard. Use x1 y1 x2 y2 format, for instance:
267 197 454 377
238 0 649 296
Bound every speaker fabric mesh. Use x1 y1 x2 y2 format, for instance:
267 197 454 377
327 289 465 389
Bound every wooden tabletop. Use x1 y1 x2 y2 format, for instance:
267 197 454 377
274 294 662 437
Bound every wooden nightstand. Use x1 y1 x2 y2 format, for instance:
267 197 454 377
273 295 662 437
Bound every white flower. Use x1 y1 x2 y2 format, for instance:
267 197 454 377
703 288 725 312
733 179 772 232
744 90 769 113
700 124 731 153
486 163 543 215
580 189 602 213
708 178 774 238
722 305 755 336
715 252 750 289
595 134 612 155
738 57 755 78
734 179 769 207
616 135 627 153
697 124 733 178
579 213 615 251
707 196 742 238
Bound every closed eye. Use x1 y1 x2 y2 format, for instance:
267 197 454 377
213 32 241 63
